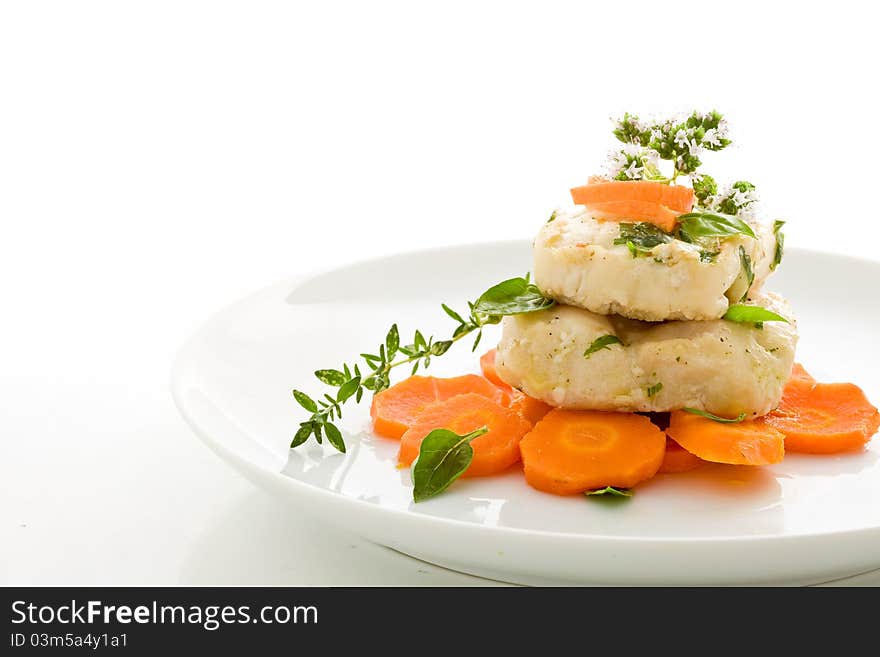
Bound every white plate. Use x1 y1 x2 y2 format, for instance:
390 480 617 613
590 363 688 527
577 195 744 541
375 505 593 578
172 242 880 585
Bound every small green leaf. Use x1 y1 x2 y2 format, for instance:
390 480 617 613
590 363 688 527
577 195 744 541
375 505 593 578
771 220 785 271
585 486 632 498
414 330 427 351
723 304 788 324
291 424 312 448
472 276 555 316
412 426 488 502
441 303 464 324
547 210 558 223
740 246 754 292
646 382 663 398
430 340 453 356
323 422 346 453
676 211 756 241
293 390 318 413
683 408 747 423
314 369 347 386
313 424 323 444
360 353 381 366
336 376 361 403
385 324 399 360
584 335 623 358
471 329 483 352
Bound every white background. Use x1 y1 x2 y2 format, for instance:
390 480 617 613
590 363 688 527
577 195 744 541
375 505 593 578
2 1 878 585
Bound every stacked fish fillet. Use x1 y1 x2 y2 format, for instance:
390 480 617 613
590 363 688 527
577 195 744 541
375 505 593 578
495 196 797 421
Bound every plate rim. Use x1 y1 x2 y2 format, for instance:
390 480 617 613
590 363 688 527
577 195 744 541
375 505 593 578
171 242 880 547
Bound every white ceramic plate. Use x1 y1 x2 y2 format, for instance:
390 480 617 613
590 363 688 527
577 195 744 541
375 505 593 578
172 242 880 585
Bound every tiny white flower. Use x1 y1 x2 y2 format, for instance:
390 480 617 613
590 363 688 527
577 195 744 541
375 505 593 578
702 128 721 147
716 118 730 139
674 129 689 149
622 142 643 156
732 189 757 207
687 138 702 156
642 148 660 166
623 160 644 179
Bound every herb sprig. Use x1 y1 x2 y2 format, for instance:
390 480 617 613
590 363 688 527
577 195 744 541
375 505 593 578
291 276 555 452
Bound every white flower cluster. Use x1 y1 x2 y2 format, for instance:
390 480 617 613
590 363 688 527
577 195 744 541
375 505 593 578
605 143 660 181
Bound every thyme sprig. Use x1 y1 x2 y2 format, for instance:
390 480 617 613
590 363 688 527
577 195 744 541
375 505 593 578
291 276 555 452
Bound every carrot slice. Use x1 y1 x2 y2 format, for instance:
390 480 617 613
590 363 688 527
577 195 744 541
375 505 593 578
658 437 704 474
480 348 552 426
790 363 816 385
518 409 666 495
582 200 682 232
571 180 695 211
570 180 694 232
479 348 506 387
370 374 507 439
398 393 532 477
508 391 553 427
765 380 880 454
665 411 784 465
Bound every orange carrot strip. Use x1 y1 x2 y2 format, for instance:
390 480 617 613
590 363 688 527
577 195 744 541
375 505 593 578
765 380 879 454
371 374 507 439
397 393 532 477
570 180 694 212
581 200 681 232
665 411 784 465
519 409 666 495
658 437 704 474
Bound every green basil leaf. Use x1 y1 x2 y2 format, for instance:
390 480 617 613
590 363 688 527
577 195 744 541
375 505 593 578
771 220 785 271
682 408 747 423
585 486 633 498
584 335 623 358
613 223 672 257
323 422 346 453
411 426 488 502
472 276 555 316
723 304 788 324
314 369 347 386
292 390 318 413
676 211 756 240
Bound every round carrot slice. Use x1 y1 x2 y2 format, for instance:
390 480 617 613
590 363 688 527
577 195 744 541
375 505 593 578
666 411 784 465
570 180 694 212
790 363 816 385
658 437 704 474
518 409 666 495
765 380 880 454
370 374 507 439
398 393 532 477
481 348 552 426
508 391 553 427
479 348 506 387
